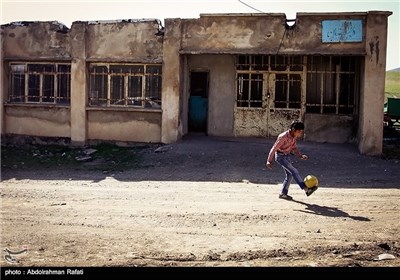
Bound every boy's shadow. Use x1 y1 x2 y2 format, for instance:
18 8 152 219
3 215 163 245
291 199 370 221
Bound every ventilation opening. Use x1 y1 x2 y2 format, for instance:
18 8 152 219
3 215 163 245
285 19 296 30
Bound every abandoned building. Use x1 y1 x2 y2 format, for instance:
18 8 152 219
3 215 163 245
0 11 392 155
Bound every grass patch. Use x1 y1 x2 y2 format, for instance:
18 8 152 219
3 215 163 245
385 72 400 100
1 143 151 172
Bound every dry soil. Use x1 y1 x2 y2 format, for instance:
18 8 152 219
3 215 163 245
1 135 400 268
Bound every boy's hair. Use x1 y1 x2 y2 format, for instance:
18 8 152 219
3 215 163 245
290 120 305 131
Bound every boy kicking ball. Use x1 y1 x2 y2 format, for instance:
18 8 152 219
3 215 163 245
266 120 318 200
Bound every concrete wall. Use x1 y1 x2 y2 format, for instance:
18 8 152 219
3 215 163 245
87 110 161 142
177 12 391 154
304 114 354 143
1 12 392 155
179 13 366 55
358 12 390 155
161 19 181 143
1 21 70 59
1 20 164 145
85 20 163 62
186 55 235 136
1 21 71 139
4 106 70 137
70 23 87 145
72 20 164 145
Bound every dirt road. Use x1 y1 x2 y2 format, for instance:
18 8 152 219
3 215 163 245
1 135 400 267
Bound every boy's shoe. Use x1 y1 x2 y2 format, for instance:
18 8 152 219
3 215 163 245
305 186 318 197
279 193 293 200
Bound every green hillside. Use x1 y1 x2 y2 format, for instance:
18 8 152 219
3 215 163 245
385 71 400 100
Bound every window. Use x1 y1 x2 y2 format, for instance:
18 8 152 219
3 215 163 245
236 55 359 114
89 63 162 109
236 55 304 109
275 74 301 109
306 56 360 114
237 73 263 108
9 63 71 104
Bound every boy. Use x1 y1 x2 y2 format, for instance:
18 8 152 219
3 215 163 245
265 120 317 200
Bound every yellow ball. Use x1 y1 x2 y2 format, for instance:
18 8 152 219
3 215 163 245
304 175 318 188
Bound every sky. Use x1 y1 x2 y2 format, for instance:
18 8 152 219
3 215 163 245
1 0 399 71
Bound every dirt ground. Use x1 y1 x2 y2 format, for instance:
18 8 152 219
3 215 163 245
1 134 400 268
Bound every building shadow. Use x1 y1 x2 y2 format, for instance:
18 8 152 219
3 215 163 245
291 199 371 221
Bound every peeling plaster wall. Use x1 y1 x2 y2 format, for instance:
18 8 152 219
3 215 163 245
234 109 300 138
268 110 301 137
180 13 366 55
2 21 70 59
85 20 163 62
87 110 161 143
181 14 286 53
234 109 268 137
284 13 366 55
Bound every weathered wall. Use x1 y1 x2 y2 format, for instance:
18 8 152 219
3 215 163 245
0 12 392 154
70 22 87 145
268 110 301 137
187 55 235 136
87 110 161 142
286 13 366 55
4 106 70 137
304 114 354 143
234 109 268 137
1 22 71 139
161 19 181 143
1 20 165 145
358 12 390 155
85 20 163 62
1 21 70 59
180 13 366 55
83 20 164 145
234 109 301 138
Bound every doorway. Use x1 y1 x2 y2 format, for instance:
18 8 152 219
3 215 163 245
188 71 209 133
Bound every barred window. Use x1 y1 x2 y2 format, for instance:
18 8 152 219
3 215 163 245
306 56 360 114
89 63 162 109
9 63 71 104
236 55 359 114
275 74 302 109
237 73 263 108
236 55 304 109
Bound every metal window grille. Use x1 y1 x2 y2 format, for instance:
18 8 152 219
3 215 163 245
306 56 360 114
89 63 162 109
9 63 71 104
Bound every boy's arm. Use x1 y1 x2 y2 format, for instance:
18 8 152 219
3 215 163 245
292 143 308 159
266 138 282 164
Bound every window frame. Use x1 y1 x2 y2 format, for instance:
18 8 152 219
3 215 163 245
235 55 359 115
235 55 304 109
306 55 360 115
88 63 162 109
8 62 71 105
